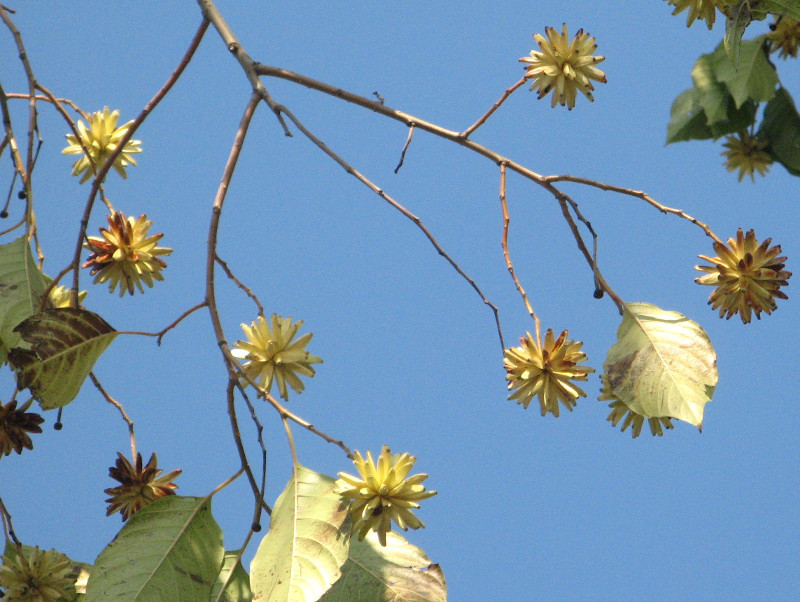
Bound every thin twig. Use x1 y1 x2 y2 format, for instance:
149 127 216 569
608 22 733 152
555 195 626 313
499 163 540 346
6 93 87 119
215 253 264 316
90 372 136 461
156 301 208 345
394 124 415 173
461 76 527 138
0 496 21 546
542 174 723 244
226 380 271 517
277 103 506 352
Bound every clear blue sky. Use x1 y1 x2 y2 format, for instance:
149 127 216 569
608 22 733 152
2 2 799 600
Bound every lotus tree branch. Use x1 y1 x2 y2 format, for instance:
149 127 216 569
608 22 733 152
275 102 506 352
460 76 528 138
542 174 724 245
499 163 541 345
203 92 352 457
89 372 136 462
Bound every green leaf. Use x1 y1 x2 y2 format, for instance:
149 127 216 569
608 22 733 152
759 86 800 174
85 496 224 601
666 88 713 144
7 308 118 409
723 3 751 66
320 532 447 602
601 303 718 430
210 551 252 602
713 37 777 107
2 541 91 601
692 53 730 124
0 236 50 363
759 0 800 20
250 466 350 602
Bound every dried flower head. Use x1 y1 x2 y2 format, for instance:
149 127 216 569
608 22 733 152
231 314 322 401
695 229 791 323
83 211 172 296
46 285 87 309
336 446 437 547
520 24 606 110
62 107 141 183
666 0 736 30
0 546 74 601
721 132 773 182
504 329 595 417
599 375 675 437
105 452 181 521
768 16 800 58
0 400 44 457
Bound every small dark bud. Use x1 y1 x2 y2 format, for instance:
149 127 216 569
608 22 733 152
593 288 604 299
0 211 8 219
54 421 63 431
252 522 262 532
17 190 26 199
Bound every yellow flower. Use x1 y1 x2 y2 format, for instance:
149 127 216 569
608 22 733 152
83 211 172 296
62 107 141 183
0 400 43 457
335 446 436 547
104 452 182 521
47 284 87 308
695 229 791 323
768 17 800 59
599 375 674 438
0 546 75 601
504 329 595 417
666 0 736 30
721 132 773 182
519 24 606 110
231 314 322 401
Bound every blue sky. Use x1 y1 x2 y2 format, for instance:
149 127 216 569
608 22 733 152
1 2 799 600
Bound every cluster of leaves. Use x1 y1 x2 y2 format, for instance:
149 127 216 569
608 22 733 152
667 7 800 178
3 469 445 601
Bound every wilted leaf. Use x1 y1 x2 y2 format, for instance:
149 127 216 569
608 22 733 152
0 237 50 363
85 496 224 601
602 303 718 430
320 531 446 602
7 308 118 409
211 551 252 602
250 466 350 602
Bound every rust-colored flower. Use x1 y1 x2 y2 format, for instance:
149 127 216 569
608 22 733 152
504 329 595 417
599 375 675 438
104 452 181 521
768 17 800 59
83 211 172 296
695 229 791 323
0 546 74 601
721 132 773 182
0 400 44 457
